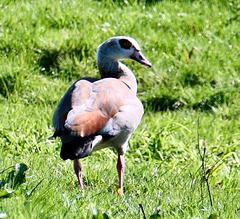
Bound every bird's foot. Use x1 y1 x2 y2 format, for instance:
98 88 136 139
117 188 124 196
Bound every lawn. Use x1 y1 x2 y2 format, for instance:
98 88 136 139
0 0 239 218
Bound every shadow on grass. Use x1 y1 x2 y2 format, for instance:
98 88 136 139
36 46 86 74
143 94 187 111
193 90 228 111
144 90 229 112
95 0 164 6
180 71 217 88
183 72 203 87
0 74 16 97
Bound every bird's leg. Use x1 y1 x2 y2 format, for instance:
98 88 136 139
117 154 125 195
74 159 84 189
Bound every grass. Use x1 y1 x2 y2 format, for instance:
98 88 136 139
0 0 240 218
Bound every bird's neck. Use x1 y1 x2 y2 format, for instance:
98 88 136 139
97 57 138 94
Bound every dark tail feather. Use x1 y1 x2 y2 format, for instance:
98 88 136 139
60 137 94 160
53 129 68 138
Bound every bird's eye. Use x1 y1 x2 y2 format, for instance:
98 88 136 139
119 39 132 50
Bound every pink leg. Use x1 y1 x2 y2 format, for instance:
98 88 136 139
74 159 84 189
117 155 125 195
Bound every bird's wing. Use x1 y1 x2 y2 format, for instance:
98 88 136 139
52 77 98 136
54 78 140 138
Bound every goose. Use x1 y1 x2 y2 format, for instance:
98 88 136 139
52 36 151 195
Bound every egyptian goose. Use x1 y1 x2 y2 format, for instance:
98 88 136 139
53 36 151 195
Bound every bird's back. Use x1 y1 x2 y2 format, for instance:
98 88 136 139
53 77 143 159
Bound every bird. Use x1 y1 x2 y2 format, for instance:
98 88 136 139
52 36 151 195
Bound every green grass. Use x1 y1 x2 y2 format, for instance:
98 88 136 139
0 0 240 218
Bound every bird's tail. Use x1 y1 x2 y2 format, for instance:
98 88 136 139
60 136 94 160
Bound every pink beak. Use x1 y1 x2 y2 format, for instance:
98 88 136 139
130 50 152 67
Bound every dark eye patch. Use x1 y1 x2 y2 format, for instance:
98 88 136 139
119 39 132 50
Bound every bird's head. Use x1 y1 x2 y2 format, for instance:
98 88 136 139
97 36 152 67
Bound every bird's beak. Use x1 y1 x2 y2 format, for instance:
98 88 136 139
130 50 152 67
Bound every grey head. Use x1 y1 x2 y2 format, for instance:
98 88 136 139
97 36 151 75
